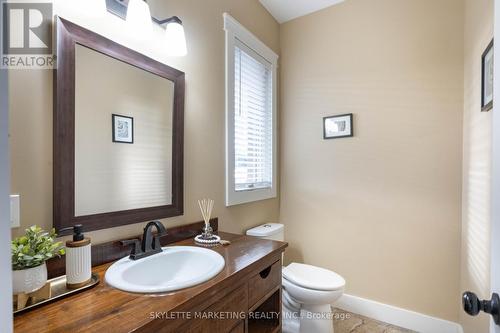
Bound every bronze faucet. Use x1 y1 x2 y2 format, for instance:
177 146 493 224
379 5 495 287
121 221 168 260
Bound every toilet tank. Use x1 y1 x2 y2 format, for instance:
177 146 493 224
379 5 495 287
246 223 284 241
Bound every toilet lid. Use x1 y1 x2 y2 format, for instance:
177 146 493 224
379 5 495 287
283 263 345 291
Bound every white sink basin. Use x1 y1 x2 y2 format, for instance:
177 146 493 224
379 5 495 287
105 246 225 293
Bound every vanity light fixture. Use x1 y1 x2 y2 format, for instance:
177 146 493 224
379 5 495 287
105 0 188 56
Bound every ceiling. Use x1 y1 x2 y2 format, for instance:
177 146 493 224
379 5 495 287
259 0 346 24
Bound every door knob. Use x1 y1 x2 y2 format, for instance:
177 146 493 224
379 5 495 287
462 291 500 325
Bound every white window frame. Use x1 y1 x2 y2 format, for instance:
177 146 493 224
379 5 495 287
223 13 278 207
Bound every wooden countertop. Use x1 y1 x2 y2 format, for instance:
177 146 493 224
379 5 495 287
14 232 287 333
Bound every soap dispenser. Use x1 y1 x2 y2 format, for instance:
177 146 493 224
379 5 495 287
61 225 92 289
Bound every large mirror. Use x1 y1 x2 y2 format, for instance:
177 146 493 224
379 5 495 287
54 18 184 233
74 44 175 216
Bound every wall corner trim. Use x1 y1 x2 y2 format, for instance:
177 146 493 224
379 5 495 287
336 294 464 333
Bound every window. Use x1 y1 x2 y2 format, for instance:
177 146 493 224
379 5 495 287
224 13 278 206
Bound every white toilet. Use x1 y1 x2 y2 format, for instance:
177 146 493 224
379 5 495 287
246 223 346 333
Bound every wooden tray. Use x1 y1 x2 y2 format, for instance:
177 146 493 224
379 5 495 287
14 273 100 314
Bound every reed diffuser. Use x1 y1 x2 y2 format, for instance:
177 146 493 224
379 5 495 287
194 199 221 244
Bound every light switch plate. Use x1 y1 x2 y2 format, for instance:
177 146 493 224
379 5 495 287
10 194 20 228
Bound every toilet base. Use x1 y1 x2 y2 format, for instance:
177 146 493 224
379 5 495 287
282 294 334 333
282 289 300 333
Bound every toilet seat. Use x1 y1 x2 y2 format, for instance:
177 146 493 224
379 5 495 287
282 277 344 305
283 263 345 291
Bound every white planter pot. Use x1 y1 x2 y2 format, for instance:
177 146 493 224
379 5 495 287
12 263 48 294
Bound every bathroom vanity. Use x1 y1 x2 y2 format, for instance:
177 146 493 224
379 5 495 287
14 223 287 333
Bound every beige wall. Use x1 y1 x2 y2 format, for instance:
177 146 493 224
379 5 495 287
460 0 494 331
9 0 280 243
280 0 464 321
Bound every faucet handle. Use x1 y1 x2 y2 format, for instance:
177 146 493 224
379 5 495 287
120 239 142 259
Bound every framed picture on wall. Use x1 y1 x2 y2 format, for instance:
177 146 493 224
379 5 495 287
112 114 134 144
323 113 353 139
482 39 494 112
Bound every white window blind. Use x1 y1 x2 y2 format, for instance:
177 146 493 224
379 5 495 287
224 13 277 206
234 43 273 192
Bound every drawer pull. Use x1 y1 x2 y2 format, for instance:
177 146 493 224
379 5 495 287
259 266 272 279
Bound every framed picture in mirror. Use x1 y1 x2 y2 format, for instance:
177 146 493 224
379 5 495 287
112 114 134 144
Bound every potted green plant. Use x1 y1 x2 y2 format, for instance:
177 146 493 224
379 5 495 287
11 226 65 294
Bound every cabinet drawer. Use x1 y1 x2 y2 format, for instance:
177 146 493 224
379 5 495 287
248 260 281 307
180 285 248 333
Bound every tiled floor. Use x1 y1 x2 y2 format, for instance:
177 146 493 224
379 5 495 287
332 309 417 333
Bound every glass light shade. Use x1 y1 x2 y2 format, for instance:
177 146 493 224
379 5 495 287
126 0 152 33
165 22 187 56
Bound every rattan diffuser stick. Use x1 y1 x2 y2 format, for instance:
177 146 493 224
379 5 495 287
198 198 214 228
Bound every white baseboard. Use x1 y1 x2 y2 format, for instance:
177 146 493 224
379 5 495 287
335 294 463 333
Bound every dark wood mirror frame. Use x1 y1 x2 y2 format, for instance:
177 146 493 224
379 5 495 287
54 17 184 234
